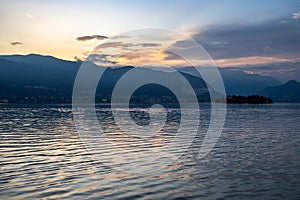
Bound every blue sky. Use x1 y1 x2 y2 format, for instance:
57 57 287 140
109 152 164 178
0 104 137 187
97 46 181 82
0 0 299 67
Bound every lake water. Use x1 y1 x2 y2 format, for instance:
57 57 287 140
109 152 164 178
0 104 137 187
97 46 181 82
0 103 299 199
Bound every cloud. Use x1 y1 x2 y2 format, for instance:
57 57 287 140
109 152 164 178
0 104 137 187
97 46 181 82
118 51 144 60
76 35 108 42
74 56 83 61
116 49 169 66
215 56 292 67
230 61 300 82
98 42 131 48
111 35 130 39
292 11 300 19
87 54 118 65
25 14 33 18
96 42 162 50
10 41 23 46
169 19 300 61
164 51 182 60
138 43 161 47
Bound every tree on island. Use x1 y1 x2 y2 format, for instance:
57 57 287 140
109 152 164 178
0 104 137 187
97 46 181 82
226 95 273 104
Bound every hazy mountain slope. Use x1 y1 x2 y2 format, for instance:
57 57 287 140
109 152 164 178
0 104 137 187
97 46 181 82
0 54 211 103
2 54 296 103
260 80 300 102
219 68 282 95
179 67 282 95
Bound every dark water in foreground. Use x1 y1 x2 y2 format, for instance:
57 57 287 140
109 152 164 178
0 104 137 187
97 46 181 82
0 103 299 199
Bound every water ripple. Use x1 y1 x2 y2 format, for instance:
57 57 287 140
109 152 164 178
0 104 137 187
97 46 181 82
0 103 299 199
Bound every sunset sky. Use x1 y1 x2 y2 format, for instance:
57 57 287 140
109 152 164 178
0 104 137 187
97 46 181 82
1 0 300 67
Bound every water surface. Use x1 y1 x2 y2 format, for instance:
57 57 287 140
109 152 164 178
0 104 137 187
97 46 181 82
0 103 299 199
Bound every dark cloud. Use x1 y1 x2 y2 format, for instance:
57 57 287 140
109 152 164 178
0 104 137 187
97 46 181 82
169 19 300 60
74 56 83 61
76 35 108 42
11 41 23 46
198 20 300 59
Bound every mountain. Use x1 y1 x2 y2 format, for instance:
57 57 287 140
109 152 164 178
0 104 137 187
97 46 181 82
219 68 281 95
98 67 211 102
1 54 296 103
178 67 282 95
0 54 76 68
0 54 80 103
260 80 300 102
0 54 211 103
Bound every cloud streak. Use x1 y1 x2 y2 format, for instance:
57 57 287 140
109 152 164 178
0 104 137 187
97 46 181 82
10 41 23 46
138 43 161 47
76 35 108 42
97 42 161 49
230 61 300 82
98 42 130 48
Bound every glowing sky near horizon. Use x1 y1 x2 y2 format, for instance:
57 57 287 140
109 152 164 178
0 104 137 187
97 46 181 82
0 0 299 67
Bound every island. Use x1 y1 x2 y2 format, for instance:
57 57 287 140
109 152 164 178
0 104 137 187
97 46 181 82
225 95 273 104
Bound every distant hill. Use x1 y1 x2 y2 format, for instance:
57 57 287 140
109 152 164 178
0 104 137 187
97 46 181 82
0 54 211 103
178 67 282 95
0 54 296 103
0 54 80 103
0 54 76 68
260 80 300 102
219 68 281 95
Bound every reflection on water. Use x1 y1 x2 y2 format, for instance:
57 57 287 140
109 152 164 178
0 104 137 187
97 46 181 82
0 104 299 199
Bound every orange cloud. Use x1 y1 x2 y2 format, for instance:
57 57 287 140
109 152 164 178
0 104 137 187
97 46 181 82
215 56 293 67
114 49 202 67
